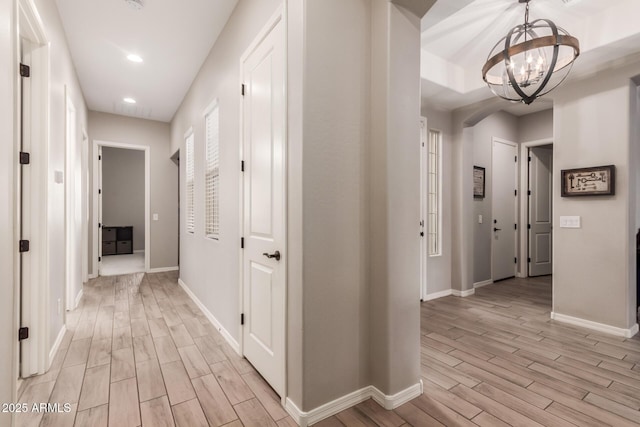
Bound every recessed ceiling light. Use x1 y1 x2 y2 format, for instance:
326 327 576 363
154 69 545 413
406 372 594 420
127 54 143 63
125 0 144 10
123 97 136 104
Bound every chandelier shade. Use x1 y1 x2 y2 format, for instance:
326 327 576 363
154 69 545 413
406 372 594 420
482 1 580 105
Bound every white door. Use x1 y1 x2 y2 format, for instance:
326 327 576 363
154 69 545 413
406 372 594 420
419 118 427 300
528 146 553 276
492 139 518 281
241 15 286 397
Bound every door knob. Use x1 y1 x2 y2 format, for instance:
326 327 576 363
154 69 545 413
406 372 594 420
262 250 281 261
494 227 502 232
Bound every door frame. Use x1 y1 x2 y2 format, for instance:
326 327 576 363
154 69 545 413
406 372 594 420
17 0 50 378
518 138 553 278
419 117 427 300
64 92 78 312
92 140 151 275
81 127 89 284
490 137 519 282
238 4 287 402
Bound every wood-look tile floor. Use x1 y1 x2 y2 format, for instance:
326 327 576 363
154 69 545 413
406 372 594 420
17 274 640 426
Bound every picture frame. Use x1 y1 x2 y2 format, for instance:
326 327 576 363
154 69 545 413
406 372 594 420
561 165 615 197
473 166 485 199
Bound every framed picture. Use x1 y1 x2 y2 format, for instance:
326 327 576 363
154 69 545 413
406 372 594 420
473 166 485 199
561 165 615 197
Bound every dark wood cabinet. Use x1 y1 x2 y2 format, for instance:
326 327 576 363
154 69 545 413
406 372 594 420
103 226 133 255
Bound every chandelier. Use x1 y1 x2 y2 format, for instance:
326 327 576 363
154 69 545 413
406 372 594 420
482 0 580 105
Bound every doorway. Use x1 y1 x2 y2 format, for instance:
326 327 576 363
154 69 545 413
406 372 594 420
93 140 150 277
240 11 286 398
528 145 553 277
491 138 518 281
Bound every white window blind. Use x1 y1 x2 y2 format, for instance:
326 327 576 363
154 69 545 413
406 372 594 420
205 103 220 239
428 129 441 256
185 131 195 234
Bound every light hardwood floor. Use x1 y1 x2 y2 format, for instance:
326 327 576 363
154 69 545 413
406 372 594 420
17 274 640 426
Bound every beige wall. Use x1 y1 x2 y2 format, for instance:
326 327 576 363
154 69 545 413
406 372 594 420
472 111 519 283
0 0 16 419
89 111 177 270
518 109 553 143
102 147 145 251
553 61 640 330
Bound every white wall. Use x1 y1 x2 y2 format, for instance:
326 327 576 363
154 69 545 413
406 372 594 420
0 0 17 420
421 106 453 295
553 60 640 330
101 147 145 251
31 0 89 356
89 111 177 270
519 109 553 143
472 111 518 283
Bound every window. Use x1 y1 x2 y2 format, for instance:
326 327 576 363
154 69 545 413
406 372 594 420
428 129 441 256
204 101 220 239
185 129 195 234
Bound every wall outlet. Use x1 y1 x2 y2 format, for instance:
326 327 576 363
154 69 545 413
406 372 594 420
478 215 483 224
153 213 159 221
57 298 62 315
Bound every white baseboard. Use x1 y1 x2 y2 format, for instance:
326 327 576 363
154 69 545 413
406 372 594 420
148 266 179 273
74 289 83 309
49 325 67 369
134 249 145 254
88 273 97 280
285 381 422 427
551 312 639 338
423 289 452 301
452 288 475 297
178 278 239 353
474 280 493 289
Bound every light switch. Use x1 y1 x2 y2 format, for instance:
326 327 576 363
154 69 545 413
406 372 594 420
54 170 64 184
478 215 483 224
560 216 581 228
153 213 159 221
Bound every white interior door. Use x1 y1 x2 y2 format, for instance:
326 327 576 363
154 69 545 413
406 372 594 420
528 146 553 276
492 139 518 281
419 118 427 299
241 14 285 397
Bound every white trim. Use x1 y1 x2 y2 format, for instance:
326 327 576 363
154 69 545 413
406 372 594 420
92 140 151 276
423 289 452 301
74 289 83 310
285 382 423 427
178 278 240 353
88 273 97 280
474 279 493 288
550 312 639 338
48 325 66 370
452 288 475 297
133 249 144 254
519 138 553 278
419 117 427 300
148 266 179 273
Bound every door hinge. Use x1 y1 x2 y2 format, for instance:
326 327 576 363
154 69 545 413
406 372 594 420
18 327 29 340
514 189 517 196
98 155 102 160
528 190 532 196
19 152 30 165
528 257 532 263
240 237 244 249
241 84 245 96
19 63 30 77
528 156 532 162
514 257 517 264
241 160 244 172
241 313 245 325
19 240 30 253
98 189 102 195
528 224 531 229
514 224 517 230
98 256 101 262
98 222 102 228
515 155 517 162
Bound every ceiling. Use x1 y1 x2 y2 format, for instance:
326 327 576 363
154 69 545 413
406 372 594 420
55 0 239 122
421 0 640 115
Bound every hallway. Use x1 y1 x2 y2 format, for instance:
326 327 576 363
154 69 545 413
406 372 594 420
17 274 640 426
